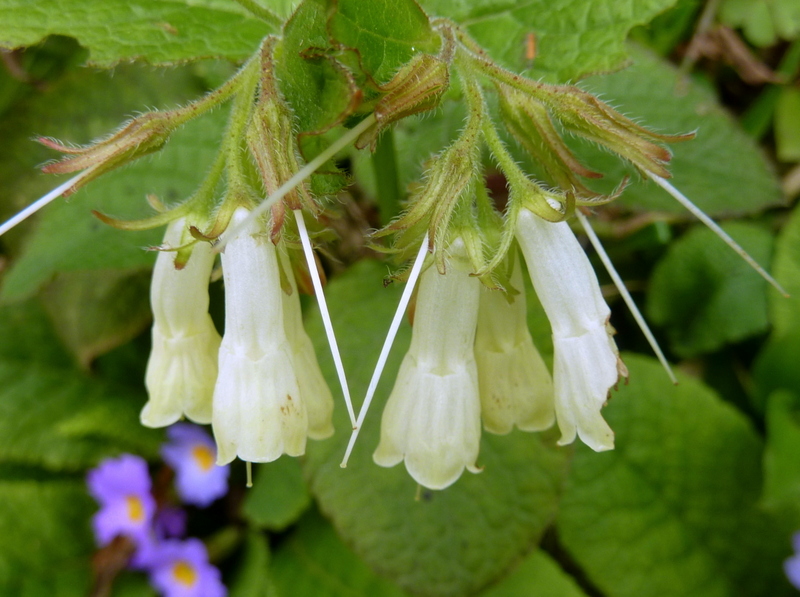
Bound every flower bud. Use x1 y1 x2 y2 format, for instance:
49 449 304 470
373 239 482 490
142 218 221 427
357 53 450 150
514 209 626 451
475 255 555 434
212 208 307 464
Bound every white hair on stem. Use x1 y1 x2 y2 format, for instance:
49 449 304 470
648 172 789 297
294 209 356 428
340 233 429 468
576 210 677 385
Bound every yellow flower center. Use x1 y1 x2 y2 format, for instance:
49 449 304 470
126 496 144 522
192 444 215 471
172 560 197 587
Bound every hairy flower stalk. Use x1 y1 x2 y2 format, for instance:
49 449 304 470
515 209 626 451
475 255 555 434
212 208 306 464
373 239 482 490
142 218 221 427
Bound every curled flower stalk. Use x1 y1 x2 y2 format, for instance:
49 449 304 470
142 218 221 427
475 254 555 435
373 239 482 490
212 208 307 464
515 209 626 451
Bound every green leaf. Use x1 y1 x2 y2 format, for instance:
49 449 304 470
243 457 312 531
478 550 589 597
771 200 800 337
0 0 272 65
0 300 161 471
646 222 773 357
753 333 800 413
230 531 277 597
762 390 800 526
0 64 229 301
40 269 152 367
419 0 677 82
330 0 440 84
276 0 359 136
304 260 569 597
720 0 800 47
557 353 793 597
776 87 800 162
271 509 410 597
574 47 784 216
0 471 94 589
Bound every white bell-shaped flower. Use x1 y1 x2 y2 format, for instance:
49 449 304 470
212 208 306 465
280 254 335 440
373 239 482 490
515 209 625 451
142 218 221 427
475 254 555 434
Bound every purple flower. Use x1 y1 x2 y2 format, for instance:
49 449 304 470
86 454 156 547
785 533 800 588
161 424 229 507
155 506 188 539
149 539 226 597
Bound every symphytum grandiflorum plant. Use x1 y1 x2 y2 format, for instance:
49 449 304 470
1 0 797 595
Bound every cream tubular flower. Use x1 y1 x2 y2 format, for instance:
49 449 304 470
142 218 221 427
475 254 555 434
373 240 482 490
515 209 625 451
280 254 335 440
212 208 306 465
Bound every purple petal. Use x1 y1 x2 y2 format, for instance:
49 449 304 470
149 539 227 597
91 492 156 547
786 554 800 589
87 455 151 505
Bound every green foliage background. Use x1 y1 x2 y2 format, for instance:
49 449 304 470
1 0 799 595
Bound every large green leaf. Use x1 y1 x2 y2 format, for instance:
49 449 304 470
276 0 359 137
0 470 94 590
271 509 409 597
243 456 312 531
0 300 161 471
40 269 153 368
0 0 272 65
230 531 277 597
304 260 569 597
646 222 773 357
330 0 440 85
557 354 792 597
479 550 588 597
569 47 784 216
770 202 800 337
762 390 800 527
420 0 677 82
0 64 229 301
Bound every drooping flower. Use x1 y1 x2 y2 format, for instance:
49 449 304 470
514 208 626 451
280 254 335 440
142 218 221 428
161 424 229 507
148 538 226 597
212 208 306 464
475 253 555 434
373 239 482 490
86 454 156 548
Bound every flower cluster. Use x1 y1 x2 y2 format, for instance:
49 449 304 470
87 425 229 597
373 221 626 489
11 15 779 500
